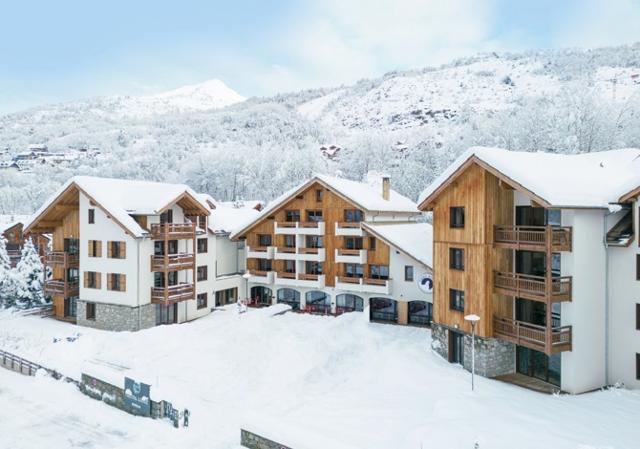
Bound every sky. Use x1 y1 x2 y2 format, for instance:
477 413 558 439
1 0 640 113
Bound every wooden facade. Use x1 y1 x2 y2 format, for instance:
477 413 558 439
239 181 390 287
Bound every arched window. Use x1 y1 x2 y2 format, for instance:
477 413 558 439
305 291 331 314
369 297 398 323
250 286 273 306
336 294 364 314
277 288 301 311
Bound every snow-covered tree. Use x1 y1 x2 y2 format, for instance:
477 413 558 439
13 238 46 309
0 235 16 308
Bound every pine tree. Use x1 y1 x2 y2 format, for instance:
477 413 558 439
0 235 16 308
13 238 46 309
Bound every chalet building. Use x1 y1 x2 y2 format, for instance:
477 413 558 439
418 147 640 393
0 215 43 266
231 174 434 325
24 176 252 331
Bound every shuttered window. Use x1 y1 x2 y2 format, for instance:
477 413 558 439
107 241 126 259
83 271 101 289
88 240 102 257
107 273 126 292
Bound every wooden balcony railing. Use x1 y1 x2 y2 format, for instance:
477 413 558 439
299 221 321 228
278 222 297 228
364 278 388 286
493 316 572 354
298 273 319 281
150 283 194 304
45 251 79 267
337 276 361 284
250 270 270 277
494 225 572 251
277 271 296 279
44 279 79 298
337 222 360 228
337 248 362 256
150 222 196 240
298 247 320 254
278 247 296 253
494 271 572 302
150 253 195 272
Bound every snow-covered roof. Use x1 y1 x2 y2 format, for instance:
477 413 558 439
419 147 640 209
361 222 433 268
26 176 210 238
231 173 419 239
218 200 264 211
196 193 261 234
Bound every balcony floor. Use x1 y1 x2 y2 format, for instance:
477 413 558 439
494 373 561 395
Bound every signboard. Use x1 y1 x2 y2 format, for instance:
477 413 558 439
417 273 433 293
124 377 151 416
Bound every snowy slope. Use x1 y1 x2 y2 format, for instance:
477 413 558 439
0 307 639 449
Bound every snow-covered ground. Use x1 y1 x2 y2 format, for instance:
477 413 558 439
0 306 639 449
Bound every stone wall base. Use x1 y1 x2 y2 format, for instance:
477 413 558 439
77 301 156 332
431 322 515 378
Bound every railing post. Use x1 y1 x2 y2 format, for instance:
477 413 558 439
545 224 553 354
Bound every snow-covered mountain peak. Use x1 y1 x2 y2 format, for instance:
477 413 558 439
147 79 246 110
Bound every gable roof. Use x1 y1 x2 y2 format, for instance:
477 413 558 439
25 176 210 237
230 173 419 239
419 147 640 210
196 193 261 234
361 222 433 268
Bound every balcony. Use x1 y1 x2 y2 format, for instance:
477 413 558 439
297 247 326 261
274 221 325 235
334 248 367 264
246 246 275 259
295 273 325 288
493 316 572 355
274 246 297 260
150 253 194 272
44 279 79 297
150 222 196 240
45 251 79 267
247 270 274 284
493 272 572 303
335 222 364 237
494 225 572 252
151 283 195 304
335 276 391 295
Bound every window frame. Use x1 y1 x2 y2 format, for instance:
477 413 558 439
404 265 414 282
450 206 465 229
197 293 208 310
316 189 324 202
285 210 301 222
449 289 465 312
86 302 96 321
449 247 465 271
88 208 95 224
197 265 208 282
197 238 208 254
369 237 376 251
258 234 272 247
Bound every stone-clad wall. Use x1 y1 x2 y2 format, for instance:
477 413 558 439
431 322 515 377
77 301 155 331
241 429 292 449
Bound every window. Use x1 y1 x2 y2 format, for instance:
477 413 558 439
197 238 208 254
108 241 126 259
637 254 640 280
64 238 79 255
405 265 414 281
84 271 101 289
197 293 208 310
283 260 296 273
449 289 465 311
160 209 173 224
316 189 323 202
284 235 296 248
637 353 640 381
88 209 95 224
258 259 272 272
154 271 178 288
88 240 102 257
370 265 390 280
450 207 465 229
107 273 126 292
637 304 640 331
306 261 323 275
285 210 300 222
86 302 96 321
306 235 323 248
344 263 364 278
306 210 323 222
369 237 376 250
258 234 272 247
450 248 465 270
344 209 364 222
197 265 208 282
344 237 363 250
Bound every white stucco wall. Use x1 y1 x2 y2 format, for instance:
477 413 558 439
560 209 607 394
607 198 640 389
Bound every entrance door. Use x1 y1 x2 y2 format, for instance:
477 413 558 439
449 330 464 365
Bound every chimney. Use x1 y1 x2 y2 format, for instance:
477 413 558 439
382 176 390 201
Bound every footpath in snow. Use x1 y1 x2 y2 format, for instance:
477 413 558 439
0 306 639 449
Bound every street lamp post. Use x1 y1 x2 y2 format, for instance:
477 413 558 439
464 314 481 392
242 271 252 305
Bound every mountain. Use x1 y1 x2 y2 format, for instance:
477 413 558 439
0 43 639 214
